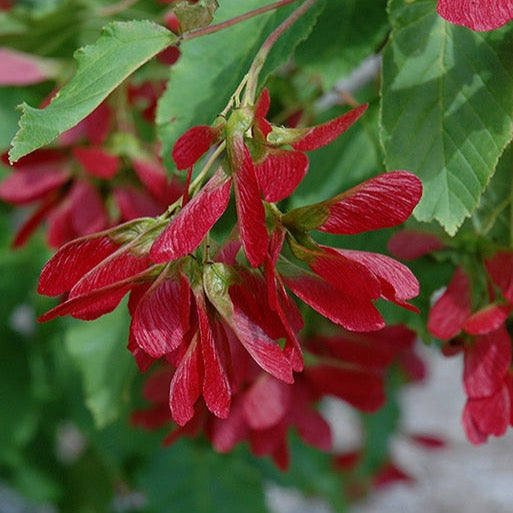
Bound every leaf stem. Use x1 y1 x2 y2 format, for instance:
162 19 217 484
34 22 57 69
182 0 301 41
220 75 249 117
242 0 318 105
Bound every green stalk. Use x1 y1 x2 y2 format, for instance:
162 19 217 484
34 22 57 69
242 0 319 105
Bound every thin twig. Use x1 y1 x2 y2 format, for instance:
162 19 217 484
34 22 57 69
183 0 301 41
242 0 318 104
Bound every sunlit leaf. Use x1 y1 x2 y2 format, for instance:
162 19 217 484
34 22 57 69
9 20 175 162
381 0 513 234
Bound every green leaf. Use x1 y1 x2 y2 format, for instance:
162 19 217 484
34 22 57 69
59 447 113 513
295 0 389 90
0 330 39 458
157 0 275 169
12 463 62 505
259 0 327 88
9 20 175 162
381 0 513 235
471 143 513 246
138 440 269 513
65 306 135 428
0 216 54 459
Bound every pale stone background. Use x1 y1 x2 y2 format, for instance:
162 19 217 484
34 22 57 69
268 344 513 513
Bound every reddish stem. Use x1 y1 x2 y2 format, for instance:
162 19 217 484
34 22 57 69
243 0 318 103
183 0 301 41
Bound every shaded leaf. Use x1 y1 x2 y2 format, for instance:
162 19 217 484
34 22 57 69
387 229 445 261
259 0 327 87
65 306 135 428
295 0 389 90
138 440 269 513
73 147 120 179
0 87 41 150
